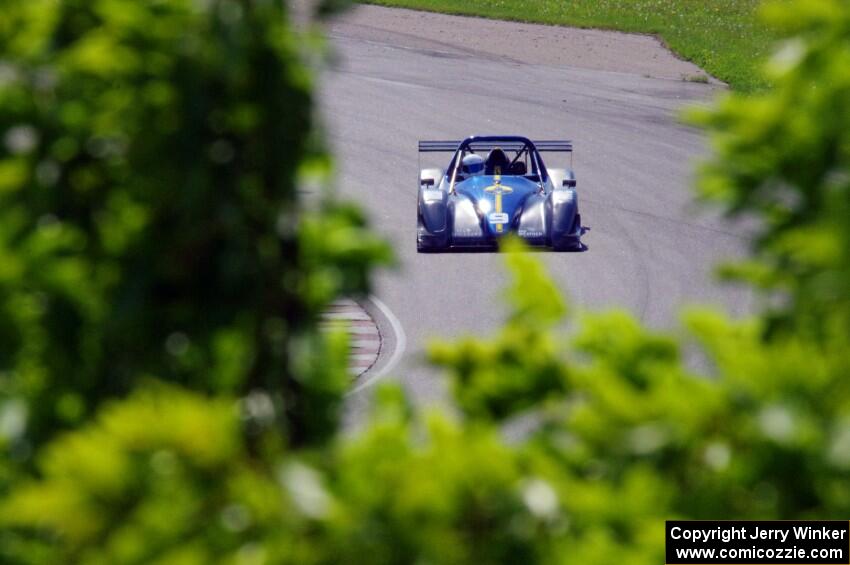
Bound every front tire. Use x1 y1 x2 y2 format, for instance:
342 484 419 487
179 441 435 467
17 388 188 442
417 214 448 253
552 213 582 251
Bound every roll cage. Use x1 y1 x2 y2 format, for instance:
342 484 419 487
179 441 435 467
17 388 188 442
418 136 572 193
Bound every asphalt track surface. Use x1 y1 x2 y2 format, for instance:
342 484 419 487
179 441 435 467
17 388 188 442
319 7 754 416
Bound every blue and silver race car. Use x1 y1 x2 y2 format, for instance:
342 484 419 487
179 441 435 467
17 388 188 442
417 135 584 252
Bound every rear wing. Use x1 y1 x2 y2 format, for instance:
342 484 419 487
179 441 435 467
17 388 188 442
418 140 572 152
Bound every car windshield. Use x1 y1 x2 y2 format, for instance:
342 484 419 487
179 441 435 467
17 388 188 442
453 143 535 180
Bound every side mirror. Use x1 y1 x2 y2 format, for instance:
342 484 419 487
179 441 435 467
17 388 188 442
562 178 576 188
421 178 435 187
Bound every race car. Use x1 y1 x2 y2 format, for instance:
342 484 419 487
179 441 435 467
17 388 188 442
417 135 584 252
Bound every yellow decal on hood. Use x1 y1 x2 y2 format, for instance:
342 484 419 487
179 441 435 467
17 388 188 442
484 170 512 233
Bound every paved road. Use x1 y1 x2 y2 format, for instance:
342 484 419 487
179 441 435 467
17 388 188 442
318 7 753 414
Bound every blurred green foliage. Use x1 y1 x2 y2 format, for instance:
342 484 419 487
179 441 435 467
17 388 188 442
0 0 390 448
690 0 850 335
2 0 850 564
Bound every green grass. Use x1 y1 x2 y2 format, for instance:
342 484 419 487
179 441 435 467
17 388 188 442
360 0 774 91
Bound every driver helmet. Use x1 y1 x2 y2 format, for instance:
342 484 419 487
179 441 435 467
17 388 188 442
461 154 485 177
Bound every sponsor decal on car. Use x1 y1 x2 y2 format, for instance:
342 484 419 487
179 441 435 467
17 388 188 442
518 229 544 238
484 175 513 233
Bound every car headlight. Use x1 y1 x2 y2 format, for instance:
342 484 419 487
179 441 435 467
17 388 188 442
478 199 492 214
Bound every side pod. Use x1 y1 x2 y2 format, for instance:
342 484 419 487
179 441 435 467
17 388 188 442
417 175 450 250
548 188 581 250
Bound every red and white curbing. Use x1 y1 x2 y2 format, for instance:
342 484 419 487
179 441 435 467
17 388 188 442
319 298 381 378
